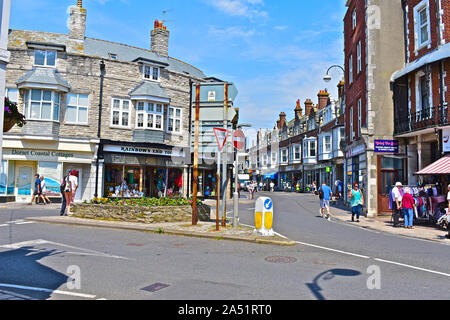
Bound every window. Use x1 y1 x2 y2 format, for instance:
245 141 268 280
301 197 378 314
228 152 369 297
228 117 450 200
24 89 60 121
357 41 362 73
271 152 277 165
143 65 160 81
135 101 164 130
352 9 357 30
111 98 131 127
414 1 430 49
293 145 301 161
66 93 89 124
34 50 56 67
309 141 316 157
168 107 182 134
349 54 353 84
109 53 117 60
5 88 18 103
349 106 354 140
358 99 362 136
324 136 332 153
281 149 288 163
419 75 431 119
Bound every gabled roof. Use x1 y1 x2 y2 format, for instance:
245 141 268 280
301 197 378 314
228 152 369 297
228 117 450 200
16 67 71 92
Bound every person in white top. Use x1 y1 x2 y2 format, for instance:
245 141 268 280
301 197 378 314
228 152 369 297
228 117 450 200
64 170 79 215
40 176 51 204
392 182 403 227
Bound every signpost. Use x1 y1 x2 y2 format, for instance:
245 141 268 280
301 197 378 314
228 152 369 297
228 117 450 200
233 128 246 229
214 128 229 231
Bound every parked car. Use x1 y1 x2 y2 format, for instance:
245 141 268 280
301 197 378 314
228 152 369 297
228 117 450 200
240 181 250 191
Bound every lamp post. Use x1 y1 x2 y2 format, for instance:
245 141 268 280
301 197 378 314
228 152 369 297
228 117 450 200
323 65 345 83
233 123 252 229
94 60 106 199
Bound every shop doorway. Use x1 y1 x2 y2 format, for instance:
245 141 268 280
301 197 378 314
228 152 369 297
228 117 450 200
16 163 35 201
378 156 404 214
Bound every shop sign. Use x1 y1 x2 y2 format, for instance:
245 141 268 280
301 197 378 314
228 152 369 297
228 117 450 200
374 140 399 154
443 128 450 153
326 167 331 173
3 149 92 162
346 144 365 158
103 145 184 158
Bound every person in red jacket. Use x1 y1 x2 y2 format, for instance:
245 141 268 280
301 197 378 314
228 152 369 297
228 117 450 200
402 187 416 229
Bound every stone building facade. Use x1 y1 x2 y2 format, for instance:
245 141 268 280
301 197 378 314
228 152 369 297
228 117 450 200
2 1 212 202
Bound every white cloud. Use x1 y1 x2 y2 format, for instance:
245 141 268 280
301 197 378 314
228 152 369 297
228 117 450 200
208 26 256 38
207 0 268 19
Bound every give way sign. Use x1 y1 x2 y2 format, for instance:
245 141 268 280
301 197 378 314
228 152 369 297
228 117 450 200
233 129 246 151
213 128 229 152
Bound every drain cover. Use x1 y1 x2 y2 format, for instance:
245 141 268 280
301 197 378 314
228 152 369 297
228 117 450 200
265 256 297 264
127 243 144 247
141 283 170 293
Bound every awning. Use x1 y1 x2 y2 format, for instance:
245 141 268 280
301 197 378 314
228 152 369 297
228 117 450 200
238 174 250 181
263 172 278 180
416 155 450 175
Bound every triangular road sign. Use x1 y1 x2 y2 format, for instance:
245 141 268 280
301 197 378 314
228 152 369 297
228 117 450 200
214 128 229 152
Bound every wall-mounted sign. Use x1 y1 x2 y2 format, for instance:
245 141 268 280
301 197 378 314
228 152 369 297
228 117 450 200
3 148 92 163
443 128 450 153
208 91 216 102
103 145 185 158
346 144 366 158
374 140 399 154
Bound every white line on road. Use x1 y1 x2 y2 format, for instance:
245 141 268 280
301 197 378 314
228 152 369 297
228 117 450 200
0 283 97 299
374 258 450 278
295 240 371 259
0 224 8 227
14 222 35 225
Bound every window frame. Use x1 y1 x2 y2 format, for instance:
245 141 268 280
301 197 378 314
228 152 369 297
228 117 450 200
5 88 18 103
414 0 431 50
65 93 89 125
110 98 132 128
25 89 60 121
134 101 165 131
349 54 353 84
34 49 57 67
293 145 301 161
349 106 354 141
357 41 362 74
142 64 161 81
324 135 332 153
167 106 182 134
358 99 362 136
352 9 357 30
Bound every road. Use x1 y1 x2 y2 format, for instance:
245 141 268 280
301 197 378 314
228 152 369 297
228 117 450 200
0 194 449 300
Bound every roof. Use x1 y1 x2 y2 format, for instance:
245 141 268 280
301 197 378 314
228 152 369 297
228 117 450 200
84 37 206 79
16 67 71 91
129 81 170 100
416 155 450 175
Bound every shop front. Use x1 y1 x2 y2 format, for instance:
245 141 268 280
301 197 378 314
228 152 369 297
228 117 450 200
344 144 367 205
279 164 302 192
1 139 96 202
102 142 188 199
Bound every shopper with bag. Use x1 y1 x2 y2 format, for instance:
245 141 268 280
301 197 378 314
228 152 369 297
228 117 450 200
349 182 364 223
392 182 404 228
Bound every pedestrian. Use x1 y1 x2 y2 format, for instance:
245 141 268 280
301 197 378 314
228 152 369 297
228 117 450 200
270 181 275 192
248 181 255 200
318 181 333 221
349 182 364 223
259 181 263 192
59 170 71 216
392 182 403 228
30 174 42 205
312 181 317 194
64 170 78 215
40 176 51 204
402 187 416 229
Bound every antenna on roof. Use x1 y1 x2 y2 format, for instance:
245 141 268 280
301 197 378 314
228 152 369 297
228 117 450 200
161 9 175 24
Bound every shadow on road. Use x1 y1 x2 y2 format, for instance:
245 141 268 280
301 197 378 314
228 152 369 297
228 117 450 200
306 268 361 300
0 247 68 299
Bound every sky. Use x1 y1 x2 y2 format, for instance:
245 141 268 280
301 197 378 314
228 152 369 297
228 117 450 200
10 0 347 134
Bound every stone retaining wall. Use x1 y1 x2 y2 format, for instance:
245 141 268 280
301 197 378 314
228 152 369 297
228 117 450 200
70 203 211 224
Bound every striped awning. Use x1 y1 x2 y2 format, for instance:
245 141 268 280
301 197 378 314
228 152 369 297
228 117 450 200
416 155 450 175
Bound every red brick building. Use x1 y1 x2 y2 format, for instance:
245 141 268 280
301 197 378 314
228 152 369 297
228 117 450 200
392 0 450 187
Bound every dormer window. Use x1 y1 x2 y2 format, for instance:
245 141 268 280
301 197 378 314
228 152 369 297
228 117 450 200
143 65 160 81
109 53 117 60
34 50 56 67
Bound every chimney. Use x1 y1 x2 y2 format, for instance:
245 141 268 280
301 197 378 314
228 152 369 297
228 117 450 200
279 112 287 129
151 19 170 57
318 89 329 109
68 0 87 41
337 80 345 100
294 99 303 120
305 99 313 117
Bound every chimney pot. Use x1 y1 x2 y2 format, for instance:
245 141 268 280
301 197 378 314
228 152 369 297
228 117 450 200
151 19 170 57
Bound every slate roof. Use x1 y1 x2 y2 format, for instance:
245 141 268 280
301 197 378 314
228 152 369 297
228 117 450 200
16 67 71 91
129 81 170 100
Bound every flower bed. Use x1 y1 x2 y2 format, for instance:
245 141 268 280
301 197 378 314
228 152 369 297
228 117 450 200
72 197 210 224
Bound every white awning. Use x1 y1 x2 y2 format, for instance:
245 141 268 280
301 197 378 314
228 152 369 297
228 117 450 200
392 43 450 81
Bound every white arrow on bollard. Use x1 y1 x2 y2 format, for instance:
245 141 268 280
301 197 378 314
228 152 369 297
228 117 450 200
254 197 275 237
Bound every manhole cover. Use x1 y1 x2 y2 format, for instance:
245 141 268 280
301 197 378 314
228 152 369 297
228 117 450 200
265 256 297 264
174 243 184 247
141 283 170 293
127 243 144 247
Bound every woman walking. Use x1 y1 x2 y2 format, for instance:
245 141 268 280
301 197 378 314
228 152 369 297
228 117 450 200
402 187 416 229
349 182 364 223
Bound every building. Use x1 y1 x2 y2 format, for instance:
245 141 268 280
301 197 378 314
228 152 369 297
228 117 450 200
391 0 450 190
343 0 405 216
2 1 219 202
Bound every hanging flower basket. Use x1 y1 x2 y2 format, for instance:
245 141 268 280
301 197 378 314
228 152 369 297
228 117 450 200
3 97 26 133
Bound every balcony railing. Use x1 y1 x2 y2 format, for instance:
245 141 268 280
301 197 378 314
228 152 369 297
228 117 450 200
394 105 448 136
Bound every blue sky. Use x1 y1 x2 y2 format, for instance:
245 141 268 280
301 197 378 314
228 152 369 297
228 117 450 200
10 0 347 132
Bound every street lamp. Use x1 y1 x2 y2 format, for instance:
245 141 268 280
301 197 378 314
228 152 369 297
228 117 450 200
94 60 106 199
233 123 252 229
323 65 345 83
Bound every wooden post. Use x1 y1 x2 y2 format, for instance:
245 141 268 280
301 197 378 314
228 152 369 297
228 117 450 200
192 84 200 225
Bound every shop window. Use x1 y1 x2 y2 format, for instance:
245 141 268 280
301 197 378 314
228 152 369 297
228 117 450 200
38 161 62 197
7 161 15 195
105 165 143 198
25 89 60 121
66 93 89 124
0 161 6 195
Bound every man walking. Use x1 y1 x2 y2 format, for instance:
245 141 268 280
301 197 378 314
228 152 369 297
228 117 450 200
318 181 333 221
30 174 41 205
392 182 403 228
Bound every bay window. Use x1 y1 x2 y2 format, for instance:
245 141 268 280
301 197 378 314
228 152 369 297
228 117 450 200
135 101 164 130
24 89 60 121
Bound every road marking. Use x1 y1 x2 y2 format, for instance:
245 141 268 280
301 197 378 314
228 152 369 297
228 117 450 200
294 240 371 259
0 283 97 299
0 224 8 227
374 258 450 278
14 222 35 225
